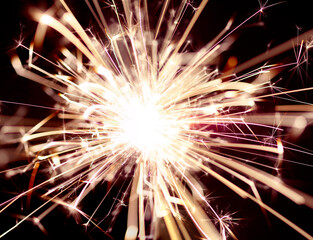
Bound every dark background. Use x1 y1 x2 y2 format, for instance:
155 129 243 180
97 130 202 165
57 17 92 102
1 0 313 239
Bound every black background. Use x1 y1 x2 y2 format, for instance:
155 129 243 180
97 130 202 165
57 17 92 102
1 0 313 239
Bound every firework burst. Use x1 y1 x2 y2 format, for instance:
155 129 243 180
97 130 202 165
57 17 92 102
1 0 313 239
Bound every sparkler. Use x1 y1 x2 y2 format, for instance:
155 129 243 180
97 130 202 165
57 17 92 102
1 0 313 239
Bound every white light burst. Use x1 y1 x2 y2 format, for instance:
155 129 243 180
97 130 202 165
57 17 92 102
1 0 313 239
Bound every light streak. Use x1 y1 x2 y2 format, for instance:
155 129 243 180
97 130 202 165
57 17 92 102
1 0 313 239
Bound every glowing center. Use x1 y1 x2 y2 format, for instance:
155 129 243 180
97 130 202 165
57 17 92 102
120 102 171 156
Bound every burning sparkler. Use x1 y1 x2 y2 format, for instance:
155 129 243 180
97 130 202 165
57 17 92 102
1 0 313 239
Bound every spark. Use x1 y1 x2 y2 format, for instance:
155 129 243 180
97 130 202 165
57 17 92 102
1 0 313 239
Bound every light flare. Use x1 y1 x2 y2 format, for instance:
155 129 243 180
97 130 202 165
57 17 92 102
1 0 313 240
118 100 175 156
